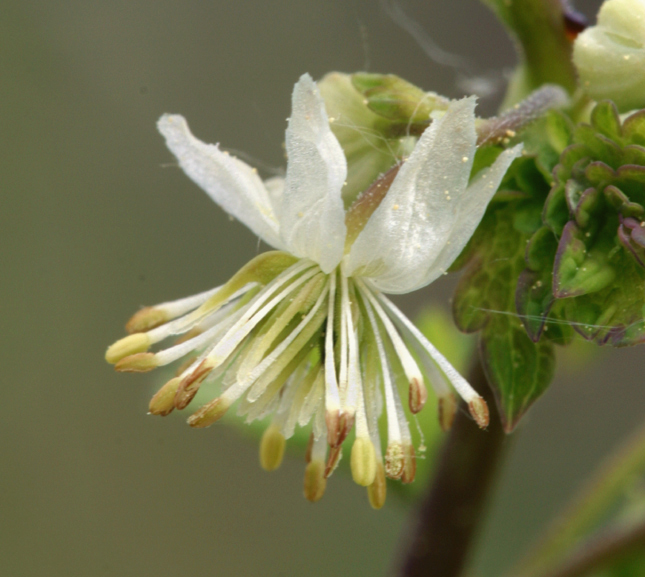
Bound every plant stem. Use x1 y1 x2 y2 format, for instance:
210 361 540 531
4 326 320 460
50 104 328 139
480 0 577 107
394 355 507 577
536 518 645 577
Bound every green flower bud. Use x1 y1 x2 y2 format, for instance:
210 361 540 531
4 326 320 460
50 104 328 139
573 0 645 112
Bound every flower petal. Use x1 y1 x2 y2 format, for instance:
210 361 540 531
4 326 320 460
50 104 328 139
346 97 517 294
419 143 524 282
158 114 284 249
280 74 348 273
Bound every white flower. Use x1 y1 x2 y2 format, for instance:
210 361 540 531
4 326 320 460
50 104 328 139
106 74 521 507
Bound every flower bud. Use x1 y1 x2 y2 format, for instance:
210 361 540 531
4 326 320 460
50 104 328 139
573 0 645 112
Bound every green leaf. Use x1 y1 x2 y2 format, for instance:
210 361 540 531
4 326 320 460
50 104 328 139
553 222 616 298
453 198 556 431
590 101 623 143
564 252 645 346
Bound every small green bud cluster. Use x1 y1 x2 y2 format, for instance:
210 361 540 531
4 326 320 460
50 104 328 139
519 102 645 346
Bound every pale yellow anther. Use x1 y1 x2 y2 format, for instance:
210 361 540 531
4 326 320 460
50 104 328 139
384 441 404 479
105 333 151 364
187 397 231 428
438 393 458 432
350 437 377 486
259 424 286 472
114 352 158 373
468 396 490 429
408 378 428 414
148 377 181 416
125 307 169 334
304 460 327 503
368 461 386 510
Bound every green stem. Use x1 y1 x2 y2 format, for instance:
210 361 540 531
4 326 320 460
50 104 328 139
509 420 645 577
480 0 577 107
394 356 508 577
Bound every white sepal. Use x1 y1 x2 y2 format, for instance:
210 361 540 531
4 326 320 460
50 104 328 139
158 114 283 249
280 74 348 273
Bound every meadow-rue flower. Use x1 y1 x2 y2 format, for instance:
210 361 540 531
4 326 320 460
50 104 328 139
106 74 521 507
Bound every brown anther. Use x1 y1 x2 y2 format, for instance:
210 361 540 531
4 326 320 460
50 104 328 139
114 352 158 373
174 360 214 409
401 443 416 484
187 396 231 428
468 396 490 429
337 411 355 447
325 409 340 447
438 394 458 432
324 446 343 479
125 307 169 334
408 377 428 414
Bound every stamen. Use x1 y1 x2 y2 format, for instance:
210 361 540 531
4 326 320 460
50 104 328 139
350 437 377 486
259 424 286 471
298 368 325 427
125 285 222 334
361 293 405 478
105 333 151 364
148 377 181 416
367 461 387 509
356 279 427 413
374 290 489 428
114 352 158 373
174 359 216 410
204 266 319 368
244 284 329 402
237 273 325 380
305 430 329 502
324 446 343 478
187 396 232 428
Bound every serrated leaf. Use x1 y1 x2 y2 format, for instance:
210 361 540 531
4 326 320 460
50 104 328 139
590 100 623 142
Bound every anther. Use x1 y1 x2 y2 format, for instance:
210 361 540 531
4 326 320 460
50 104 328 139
114 352 158 373
105 333 151 364
468 396 490 429
259 424 286 471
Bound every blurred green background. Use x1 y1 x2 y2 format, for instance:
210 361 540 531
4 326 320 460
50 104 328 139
5 1 644 576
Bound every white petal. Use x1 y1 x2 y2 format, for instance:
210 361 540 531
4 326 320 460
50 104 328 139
344 97 479 293
158 114 283 249
263 176 285 219
420 143 524 280
280 74 348 273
